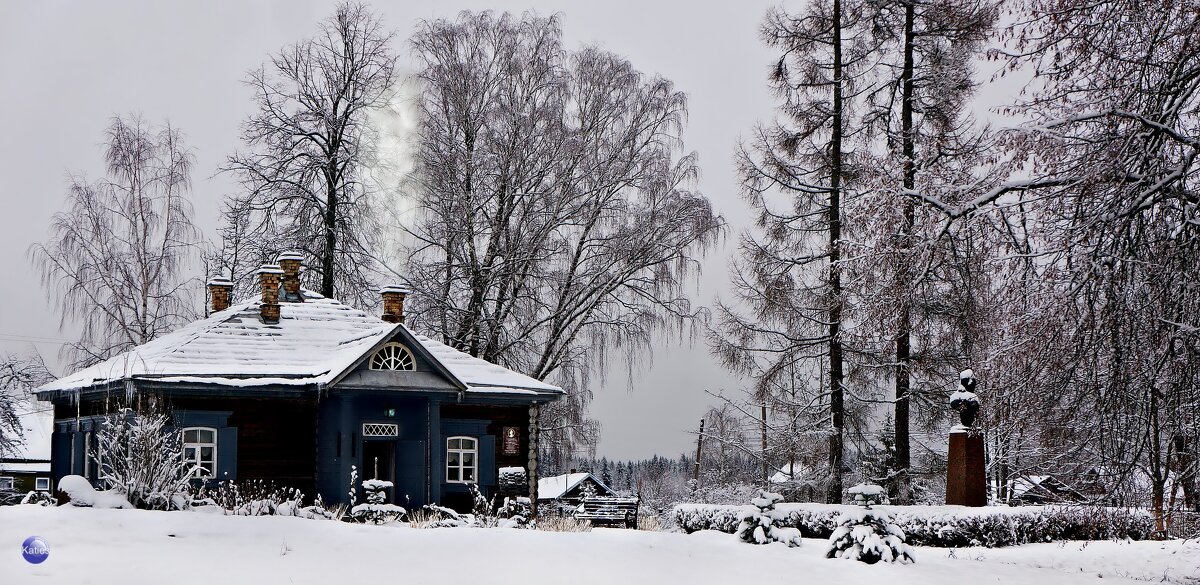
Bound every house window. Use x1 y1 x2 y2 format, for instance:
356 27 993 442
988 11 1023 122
370 343 415 371
35 478 50 491
446 436 477 483
183 427 218 478
0 477 13 491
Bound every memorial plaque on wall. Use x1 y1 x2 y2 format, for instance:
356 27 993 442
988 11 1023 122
502 426 520 455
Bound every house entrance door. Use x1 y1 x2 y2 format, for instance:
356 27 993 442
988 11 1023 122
362 440 396 503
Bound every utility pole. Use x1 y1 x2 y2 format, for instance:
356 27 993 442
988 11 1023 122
761 400 769 488
692 418 704 491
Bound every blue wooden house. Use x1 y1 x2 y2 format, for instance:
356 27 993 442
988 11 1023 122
33 256 563 512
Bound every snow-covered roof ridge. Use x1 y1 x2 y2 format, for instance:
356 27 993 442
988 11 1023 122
36 291 563 398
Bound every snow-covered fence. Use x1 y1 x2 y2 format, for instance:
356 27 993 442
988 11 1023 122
672 503 1154 547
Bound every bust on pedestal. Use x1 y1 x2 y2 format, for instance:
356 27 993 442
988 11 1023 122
946 369 986 507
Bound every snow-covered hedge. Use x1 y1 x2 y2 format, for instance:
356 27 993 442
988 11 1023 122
672 503 1154 547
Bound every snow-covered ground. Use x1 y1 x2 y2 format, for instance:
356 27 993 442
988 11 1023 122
2 505 1197 585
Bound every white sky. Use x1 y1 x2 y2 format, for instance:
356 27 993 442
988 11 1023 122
0 0 803 462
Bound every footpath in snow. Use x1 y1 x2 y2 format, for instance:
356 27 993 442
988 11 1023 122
2 505 1197 585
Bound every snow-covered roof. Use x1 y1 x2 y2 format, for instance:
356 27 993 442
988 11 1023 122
769 462 810 485
0 400 52 472
407 331 561 395
537 472 612 500
36 291 563 398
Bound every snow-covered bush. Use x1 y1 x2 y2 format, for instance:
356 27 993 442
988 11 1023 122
411 504 466 528
20 490 56 506
92 408 195 510
56 474 133 509
672 503 1154 546
825 506 915 564
735 491 802 547
467 482 502 527
847 483 888 507
497 496 531 528
349 479 406 524
825 486 914 564
196 480 316 517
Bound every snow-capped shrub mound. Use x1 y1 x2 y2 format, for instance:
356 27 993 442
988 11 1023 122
350 479 406 524
56 475 132 509
196 479 317 517
413 504 466 528
497 496 531 528
735 491 802 547
847 483 888 506
825 507 915 564
672 503 1154 547
21 490 57 506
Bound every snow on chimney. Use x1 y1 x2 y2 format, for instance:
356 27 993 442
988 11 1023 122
380 285 410 324
207 276 234 313
257 264 284 323
277 251 305 302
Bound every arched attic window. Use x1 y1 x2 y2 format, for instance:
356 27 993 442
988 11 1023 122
369 342 416 371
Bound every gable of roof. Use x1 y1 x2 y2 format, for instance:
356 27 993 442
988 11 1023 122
34 291 564 399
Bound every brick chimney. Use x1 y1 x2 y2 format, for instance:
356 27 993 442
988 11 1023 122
277 251 304 302
257 264 284 323
207 276 234 313
380 285 410 324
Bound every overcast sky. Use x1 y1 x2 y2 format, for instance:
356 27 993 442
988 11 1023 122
0 0 809 462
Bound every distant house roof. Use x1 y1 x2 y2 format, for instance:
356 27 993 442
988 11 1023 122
769 462 810 485
537 472 613 500
0 401 52 474
1009 474 1086 503
35 291 563 398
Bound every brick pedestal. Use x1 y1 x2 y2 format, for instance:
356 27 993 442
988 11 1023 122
946 429 986 506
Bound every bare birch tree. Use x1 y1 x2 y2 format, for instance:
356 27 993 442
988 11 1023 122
0 353 53 459
221 2 398 305
405 12 722 461
30 115 200 370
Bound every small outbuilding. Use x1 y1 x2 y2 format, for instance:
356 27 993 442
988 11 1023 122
536 471 616 507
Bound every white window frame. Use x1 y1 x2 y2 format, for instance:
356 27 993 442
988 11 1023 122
445 436 478 484
0 476 13 491
182 427 218 478
369 343 416 371
35 477 50 491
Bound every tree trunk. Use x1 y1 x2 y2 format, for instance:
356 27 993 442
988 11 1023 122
322 176 338 299
827 0 846 505
894 0 916 505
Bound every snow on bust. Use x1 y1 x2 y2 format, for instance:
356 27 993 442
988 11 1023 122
950 367 981 427
56 475 133 509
